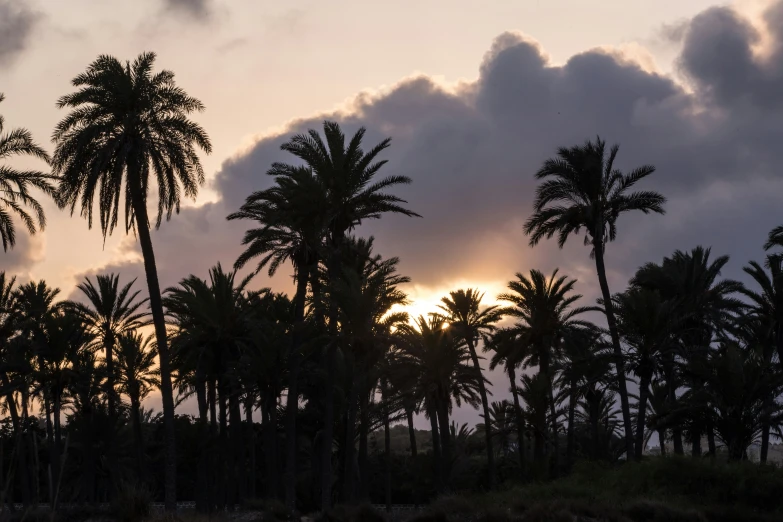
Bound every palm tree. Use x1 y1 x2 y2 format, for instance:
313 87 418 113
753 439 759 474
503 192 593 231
498 269 593 468
276 121 419 509
633 247 743 455
164 264 252 508
436 289 502 488
612 287 679 458
67 274 149 421
0 272 33 507
524 137 666 459
115 331 159 477
0 93 55 251
741 256 783 461
398 314 480 491
52 52 212 510
228 165 327 510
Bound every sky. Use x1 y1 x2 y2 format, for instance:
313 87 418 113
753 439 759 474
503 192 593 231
2 0 783 428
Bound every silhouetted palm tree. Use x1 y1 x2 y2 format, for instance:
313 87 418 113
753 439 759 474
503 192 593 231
437 289 502 488
0 93 55 251
228 165 327 510
52 52 211 510
68 274 148 421
498 269 593 467
524 137 666 459
115 331 159 477
277 121 419 509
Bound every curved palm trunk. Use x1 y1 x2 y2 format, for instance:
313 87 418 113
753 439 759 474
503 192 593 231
634 375 651 459
284 259 310 511
128 182 177 511
593 240 635 461
466 339 495 489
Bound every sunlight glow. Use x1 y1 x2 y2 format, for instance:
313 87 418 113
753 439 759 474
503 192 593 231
391 279 509 325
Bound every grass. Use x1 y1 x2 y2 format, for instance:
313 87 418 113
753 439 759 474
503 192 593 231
416 457 783 522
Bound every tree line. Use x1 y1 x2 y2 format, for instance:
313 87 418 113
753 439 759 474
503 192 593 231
1 52 783 514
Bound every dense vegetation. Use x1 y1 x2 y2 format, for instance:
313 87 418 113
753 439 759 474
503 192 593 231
2 52 783 519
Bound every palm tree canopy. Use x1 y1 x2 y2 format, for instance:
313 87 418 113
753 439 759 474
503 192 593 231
116 332 159 402
524 136 666 252
67 273 149 351
0 93 55 251
498 268 595 368
272 120 420 241
52 52 212 238
436 288 503 347
228 165 328 278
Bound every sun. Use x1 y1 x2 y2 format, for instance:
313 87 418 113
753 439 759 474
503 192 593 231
390 279 508 325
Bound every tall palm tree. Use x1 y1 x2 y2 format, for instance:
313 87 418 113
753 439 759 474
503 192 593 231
276 121 419 509
0 93 55 251
115 331 159 477
52 52 212 510
524 137 666 459
67 274 149 421
498 269 593 467
228 165 327 510
436 289 502 488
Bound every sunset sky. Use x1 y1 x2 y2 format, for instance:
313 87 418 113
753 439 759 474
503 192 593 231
3 0 782 425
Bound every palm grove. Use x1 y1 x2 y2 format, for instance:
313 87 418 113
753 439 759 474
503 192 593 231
1 52 782 514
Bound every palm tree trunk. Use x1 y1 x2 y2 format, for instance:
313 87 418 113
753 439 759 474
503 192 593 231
263 394 279 500
130 395 145 479
706 424 716 457
229 381 246 503
195 372 211 513
466 339 495 489
634 375 651 459
761 423 770 463
245 394 257 499
44 394 54 505
593 240 635 461
320 347 337 511
342 368 358 504
284 259 310 512
691 429 701 457
358 390 370 502
406 408 418 458
383 382 392 514
508 366 526 473
2 386 30 508
566 376 577 468
658 429 666 456
427 404 443 493
219 380 230 509
128 181 177 511
436 398 451 484
52 392 62 502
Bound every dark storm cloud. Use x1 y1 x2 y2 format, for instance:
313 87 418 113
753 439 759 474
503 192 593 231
75 1 783 314
162 0 212 21
0 0 40 66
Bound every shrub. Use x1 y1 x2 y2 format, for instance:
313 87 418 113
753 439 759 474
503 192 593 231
110 481 153 522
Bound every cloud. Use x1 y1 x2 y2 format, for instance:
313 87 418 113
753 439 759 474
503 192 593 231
162 0 213 21
0 0 40 66
71 2 783 421
0 231 45 282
